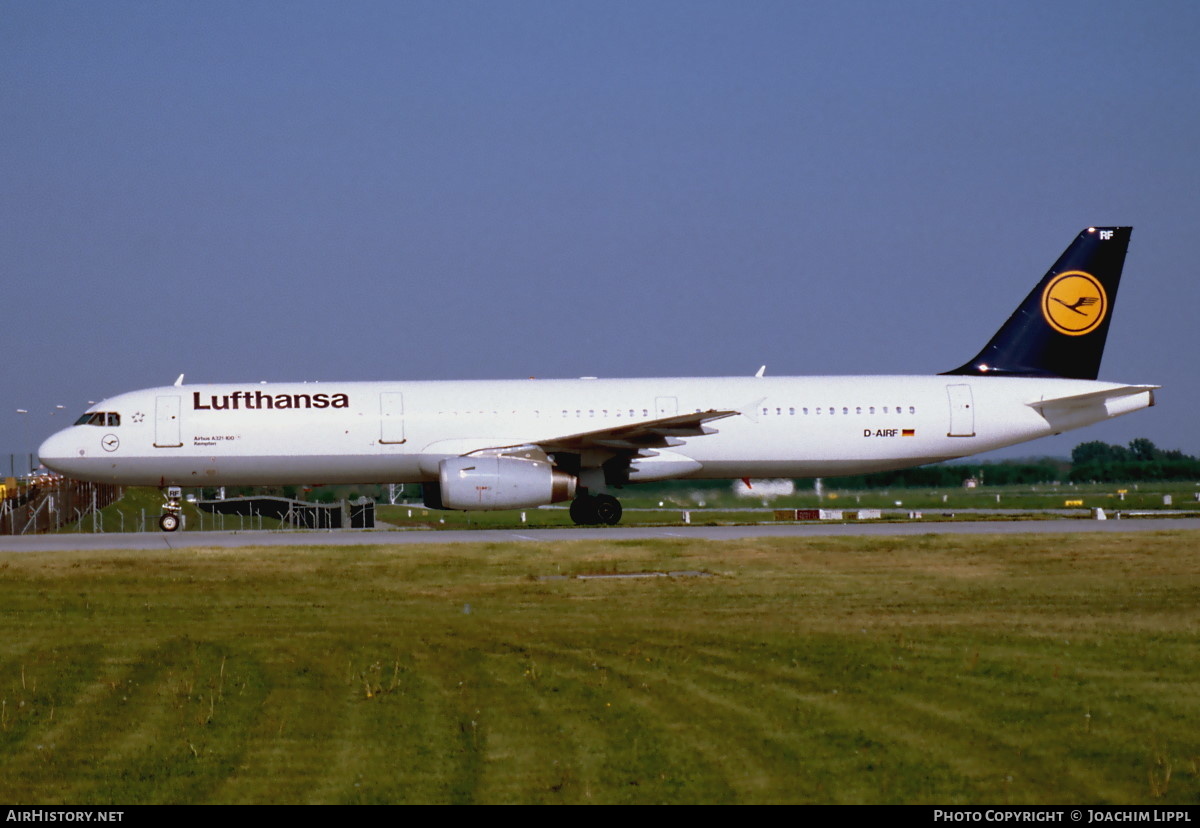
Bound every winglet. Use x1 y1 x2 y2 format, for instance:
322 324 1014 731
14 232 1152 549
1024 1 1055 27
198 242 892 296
174 374 185 387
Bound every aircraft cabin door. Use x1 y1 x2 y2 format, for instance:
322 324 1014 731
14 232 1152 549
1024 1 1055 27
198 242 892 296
380 392 406 444
655 396 678 419
946 384 976 437
154 396 183 448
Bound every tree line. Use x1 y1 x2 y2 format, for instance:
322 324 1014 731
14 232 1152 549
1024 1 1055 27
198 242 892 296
1066 438 1200 483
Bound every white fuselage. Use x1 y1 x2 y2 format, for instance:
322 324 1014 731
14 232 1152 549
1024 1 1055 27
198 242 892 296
38 374 1153 487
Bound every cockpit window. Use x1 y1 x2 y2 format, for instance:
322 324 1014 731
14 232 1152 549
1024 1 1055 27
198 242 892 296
75 412 120 426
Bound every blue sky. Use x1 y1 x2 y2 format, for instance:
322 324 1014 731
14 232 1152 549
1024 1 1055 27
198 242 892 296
3 0 1197 468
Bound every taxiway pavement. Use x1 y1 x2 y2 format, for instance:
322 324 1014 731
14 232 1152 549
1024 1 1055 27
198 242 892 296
3 517 1200 553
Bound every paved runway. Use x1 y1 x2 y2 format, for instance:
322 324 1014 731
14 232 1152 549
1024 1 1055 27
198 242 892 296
3 517 1200 553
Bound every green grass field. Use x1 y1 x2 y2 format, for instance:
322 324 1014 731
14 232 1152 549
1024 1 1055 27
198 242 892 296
1 531 1197 804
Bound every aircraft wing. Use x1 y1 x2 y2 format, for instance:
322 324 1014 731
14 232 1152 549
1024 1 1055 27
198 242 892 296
533 409 739 454
461 409 740 484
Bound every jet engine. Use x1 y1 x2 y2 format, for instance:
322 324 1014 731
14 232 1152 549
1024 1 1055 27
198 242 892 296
432 456 576 510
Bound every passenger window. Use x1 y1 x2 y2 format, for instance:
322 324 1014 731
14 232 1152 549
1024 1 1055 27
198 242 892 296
909 406 915 414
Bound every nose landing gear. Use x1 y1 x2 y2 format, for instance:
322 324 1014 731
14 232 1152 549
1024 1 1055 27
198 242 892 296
159 486 183 532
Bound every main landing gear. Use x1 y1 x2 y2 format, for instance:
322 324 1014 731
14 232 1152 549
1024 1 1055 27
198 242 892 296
159 486 183 532
569 492 623 526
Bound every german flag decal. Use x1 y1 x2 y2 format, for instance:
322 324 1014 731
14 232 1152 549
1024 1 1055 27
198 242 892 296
902 429 915 437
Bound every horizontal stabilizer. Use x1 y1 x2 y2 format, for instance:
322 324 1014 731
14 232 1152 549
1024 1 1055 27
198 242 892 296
1027 384 1157 419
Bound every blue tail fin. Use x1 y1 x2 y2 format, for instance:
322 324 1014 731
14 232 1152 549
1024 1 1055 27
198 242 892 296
944 227 1131 380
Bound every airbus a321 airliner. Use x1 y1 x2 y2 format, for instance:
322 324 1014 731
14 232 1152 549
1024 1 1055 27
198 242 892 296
40 227 1156 531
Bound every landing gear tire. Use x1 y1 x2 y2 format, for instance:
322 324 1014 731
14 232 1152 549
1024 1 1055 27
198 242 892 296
569 495 596 525
159 485 183 533
569 493 623 526
593 494 622 525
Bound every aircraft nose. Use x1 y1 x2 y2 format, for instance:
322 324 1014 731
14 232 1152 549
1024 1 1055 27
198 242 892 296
38 428 84 476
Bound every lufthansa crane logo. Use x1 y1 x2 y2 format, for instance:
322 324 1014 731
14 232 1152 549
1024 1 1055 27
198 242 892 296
1041 270 1107 336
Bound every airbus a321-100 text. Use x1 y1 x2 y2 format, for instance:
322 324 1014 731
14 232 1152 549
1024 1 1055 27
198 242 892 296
40 227 1156 531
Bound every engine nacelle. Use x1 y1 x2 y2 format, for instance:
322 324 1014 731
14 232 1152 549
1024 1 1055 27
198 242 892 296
438 456 576 510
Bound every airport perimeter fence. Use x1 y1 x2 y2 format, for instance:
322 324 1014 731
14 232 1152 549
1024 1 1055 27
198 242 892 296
0 477 123 535
0 482 377 535
197 496 375 530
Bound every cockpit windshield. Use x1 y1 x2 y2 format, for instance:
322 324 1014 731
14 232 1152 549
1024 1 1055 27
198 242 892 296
74 412 120 426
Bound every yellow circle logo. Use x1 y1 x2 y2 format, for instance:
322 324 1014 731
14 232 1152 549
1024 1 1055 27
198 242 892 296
1041 270 1107 336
